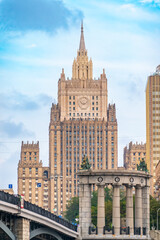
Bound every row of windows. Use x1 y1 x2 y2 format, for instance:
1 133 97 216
24 152 37 155
55 125 112 130
69 107 99 111
69 96 99 100
69 112 99 117
132 152 146 156
23 167 39 172
24 157 37 161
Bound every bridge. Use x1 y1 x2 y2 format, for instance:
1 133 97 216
0 169 154 240
0 191 78 240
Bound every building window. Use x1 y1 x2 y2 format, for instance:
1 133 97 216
96 107 98 111
69 96 71 100
29 157 31 160
35 157 37 160
73 107 75 110
92 107 94 110
69 102 71 105
73 96 75 100
73 102 75 105
92 96 94 100
92 102 94 105
29 152 31 155
96 96 98 100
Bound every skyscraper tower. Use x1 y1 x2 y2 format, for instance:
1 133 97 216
146 65 160 195
49 23 118 215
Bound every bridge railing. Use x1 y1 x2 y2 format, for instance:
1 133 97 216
0 191 19 205
24 201 77 231
0 191 77 232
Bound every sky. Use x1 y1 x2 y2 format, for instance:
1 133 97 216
0 0 160 192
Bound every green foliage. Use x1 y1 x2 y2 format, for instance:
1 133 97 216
64 197 79 223
65 187 160 229
105 200 112 228
150 196 160 229
80 155 91 170
137 158 148 172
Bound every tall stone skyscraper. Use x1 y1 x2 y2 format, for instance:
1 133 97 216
49 23 118 215
146 65 160 195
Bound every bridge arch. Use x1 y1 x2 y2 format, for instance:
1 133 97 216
30 227 63 240
0 220 16 240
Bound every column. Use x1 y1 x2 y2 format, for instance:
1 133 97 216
15 218 30 240
126 185 133 235
97 184 105 234
79 183 91 237
135 185 142 234
112 184 120 235
142 185 150 237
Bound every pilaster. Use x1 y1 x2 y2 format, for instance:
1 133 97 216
15 218 30 240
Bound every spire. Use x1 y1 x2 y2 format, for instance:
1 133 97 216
79 21 86 51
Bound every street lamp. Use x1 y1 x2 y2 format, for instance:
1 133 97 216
157 208 160 230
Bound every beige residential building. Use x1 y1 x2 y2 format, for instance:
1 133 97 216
146 65 160 195
49 23 118 215
123 141 146 170
18 141 49 210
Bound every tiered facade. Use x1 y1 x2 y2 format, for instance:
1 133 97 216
124 141 146 170
18 23 118 215
49 23 118 215
18 141 49 210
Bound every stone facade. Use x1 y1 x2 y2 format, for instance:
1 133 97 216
15 218 30 240
49 23 118 215
18 141 49 210
17 23 118 215
124 141 146 170
146 65 160 195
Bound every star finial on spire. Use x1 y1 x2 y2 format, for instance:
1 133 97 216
79 20 86 51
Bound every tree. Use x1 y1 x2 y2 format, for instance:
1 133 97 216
80 155 91 170
137 158 148 173
64 197 79 223
65 187 160 229
150 196 160 229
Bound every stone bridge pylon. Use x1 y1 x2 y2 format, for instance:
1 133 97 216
78 169 151 240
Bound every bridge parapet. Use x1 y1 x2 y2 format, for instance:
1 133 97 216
0 190 77 232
